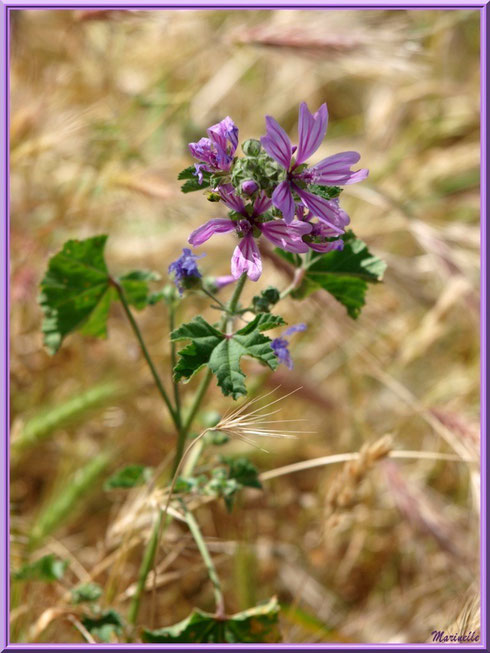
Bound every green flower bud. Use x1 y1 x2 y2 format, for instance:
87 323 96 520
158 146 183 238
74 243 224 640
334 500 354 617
242 139 262 156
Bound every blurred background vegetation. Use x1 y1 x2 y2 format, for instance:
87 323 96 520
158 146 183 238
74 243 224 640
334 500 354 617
10 8 480 644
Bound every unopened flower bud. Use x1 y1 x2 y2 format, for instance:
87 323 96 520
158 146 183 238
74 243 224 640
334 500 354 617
241 179 258 195
242 139 262 157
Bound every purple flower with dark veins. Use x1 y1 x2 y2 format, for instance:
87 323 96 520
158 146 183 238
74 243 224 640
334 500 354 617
168 248 205 295
271 323 307 370
188 185 311 282
260 102 368 230
297 204 346 253
189 117 239 184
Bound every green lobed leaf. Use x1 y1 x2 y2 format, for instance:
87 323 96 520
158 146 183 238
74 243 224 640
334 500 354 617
237 313 285 335
178 165 211 193
307 184 342 200
223 456 263 490
143 596 281 643
82 609 123 642
13 554 68 582
39 237 161 354
118 270 161 310
208 330 278 399
71 582 103 604
171 316 279 398
277 232 386 319
171 316 224 383
39 235 111 354
104 464 153 490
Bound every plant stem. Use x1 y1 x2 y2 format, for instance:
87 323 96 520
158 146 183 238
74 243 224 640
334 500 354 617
200 287 229 313
128 274 248 626
227 271 248 314
169 303 182 428
183 505 225 617
173 273 248 470
111 279 179 430
128 508 163 626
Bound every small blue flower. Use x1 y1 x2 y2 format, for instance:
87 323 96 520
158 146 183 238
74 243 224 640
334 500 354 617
168 248 205 295
271 323 306 370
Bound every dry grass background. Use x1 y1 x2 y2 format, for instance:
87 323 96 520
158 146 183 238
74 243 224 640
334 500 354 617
9 8 481 644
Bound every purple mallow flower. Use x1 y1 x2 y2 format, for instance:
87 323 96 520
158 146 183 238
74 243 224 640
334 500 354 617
188 184 311 282
168 248 205 295
189 117 239 184
297 204 345 253
261 102 368 229
271 323 307 370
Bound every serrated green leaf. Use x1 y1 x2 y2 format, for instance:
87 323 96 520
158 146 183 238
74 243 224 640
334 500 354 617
307 184 342 200
39 237 162 354
177 165 199 180
307 232 386 282
71 582 103 604
209 330 278 399
118 269 161 310
104 464 153 490
237 313 285 335
143 596 281 643
293 274 368 319
171 317 279 398
223 456 263 490
171 316 224 382
292 233 386 318
13 554 68 582
276 232 386 319
178 165 211 193
82 609 123 642
39 235 111 354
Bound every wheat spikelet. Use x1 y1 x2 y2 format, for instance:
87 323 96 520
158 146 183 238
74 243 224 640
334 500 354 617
325 435 393 529
446 594 480 638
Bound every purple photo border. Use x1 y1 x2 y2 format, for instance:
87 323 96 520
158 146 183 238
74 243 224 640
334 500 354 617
0 1 487 652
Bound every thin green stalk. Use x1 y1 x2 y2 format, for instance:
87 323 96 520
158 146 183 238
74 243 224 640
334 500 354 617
200 287 229 313
111 279 179 430
227 271 248 314
128 509 163 626
131 273 248 625
184 505 225 617
173 273 248 470
169 303 182 428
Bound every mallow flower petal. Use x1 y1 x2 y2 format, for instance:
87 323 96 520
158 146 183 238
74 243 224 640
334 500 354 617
207 116 239 154
188 218 236 246
188 137 216 166
272 180 296 224
308 239 345 253
253 191 273 216
260 116 292 170
294 186 348 234
218 184 246 214
231 235 262 282
308 151 369 185
260 220 310 253
295 102 328 165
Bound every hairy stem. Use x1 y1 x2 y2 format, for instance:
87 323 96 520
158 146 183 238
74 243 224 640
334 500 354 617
128 509 163 626
184 505 225 617
169 303 182 424
200 287 230 313
172 273 248 471
111 279 179 430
